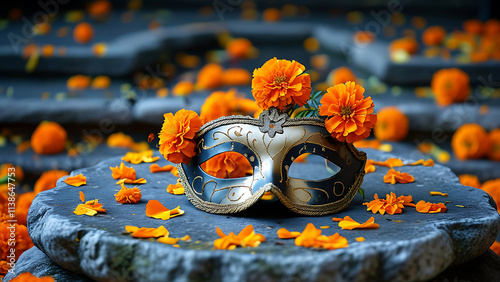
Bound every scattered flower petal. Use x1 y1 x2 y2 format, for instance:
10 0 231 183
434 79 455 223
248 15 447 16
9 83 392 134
150 164 174 173
337 216 380 230
364 192 414 215
110 162 136 180
122 150 160 164
430 191 448 197
277 228 301 239
294 223 348 250
63 174 87 187
214 225 265 249
73 198 106 216
356 237 365 242
167 182 185 195
370 158 404 168
115 178 147 185
383 168 415 184
416 200 447 213
407 159 435 166
145 200 184 220
125 225 168 238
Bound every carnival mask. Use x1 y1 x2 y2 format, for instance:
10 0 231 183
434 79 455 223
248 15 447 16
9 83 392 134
178 108 367 216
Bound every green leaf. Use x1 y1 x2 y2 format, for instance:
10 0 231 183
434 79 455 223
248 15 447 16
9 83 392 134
358 187 365 199
0 175 7 185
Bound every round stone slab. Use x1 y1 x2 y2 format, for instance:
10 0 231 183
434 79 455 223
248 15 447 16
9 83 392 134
27 150 500 281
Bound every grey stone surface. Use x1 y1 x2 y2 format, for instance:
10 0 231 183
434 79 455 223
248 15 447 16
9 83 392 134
26 150 500 281
3 247 91 282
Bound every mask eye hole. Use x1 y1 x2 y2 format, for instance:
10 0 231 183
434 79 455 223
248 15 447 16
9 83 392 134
200 152 253 179
288 153 341 181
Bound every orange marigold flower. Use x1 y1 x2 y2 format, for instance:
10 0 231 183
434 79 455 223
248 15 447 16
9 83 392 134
458 174 481 188
73 22 94 44
353 31 375 45
200 89 237 123
484 19 500 36
200 152 253 178
0 164 24 182
319 81 377 143
431 68 470 106
354 139 381 149
172 81 194 96
200 89 259 123
416 200 447 213
145 200 184 220
63 174 87 187
487 129 500 161
196 63 224 90
121 150 159 164
166 181 185 195
88 0 112 20
158 109 203 164
222 68 252 85
383 168 415 184
91 75 111 89
10 272 54 282
214 225 265 250
328 66 356 86
15 192 36 226
251 57 311 111
481 179 500 212
31 121 67 155
106 132 134 149
110 162 136 180
149 164 175 173
125 225 168 238
294 223 348 250
363 192 414 215
34 170 69 194
463 19 483 35
226 38 253 59
114 183 141 204
262 8 281 22
337 216 380 230
0 260 11 278
422 26 446 46
490 241 500 256
277 228 301 239
451 123 489 160
0 222 33 260
389 37 419 54
374 107 408 142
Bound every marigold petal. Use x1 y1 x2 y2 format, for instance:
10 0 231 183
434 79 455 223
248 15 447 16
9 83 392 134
277 228 301 239
63 174 87 187
157 236 179 245
150 164 175 173
79 191 85 203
